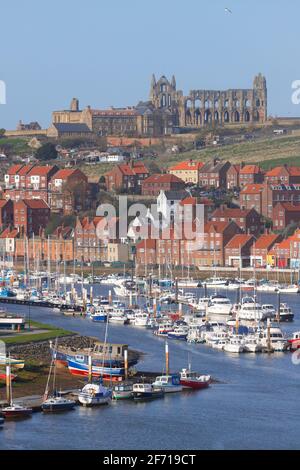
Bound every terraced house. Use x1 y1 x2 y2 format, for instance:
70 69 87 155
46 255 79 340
168 160 204 185
105 162 149 193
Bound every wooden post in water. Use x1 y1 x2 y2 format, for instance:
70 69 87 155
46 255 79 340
179 302 183 318
267 318 271 354
124 348 128 380
90 286 93 306
109 290 112 306
235 311 239 335
165 341 169 376
6 359 10 405
88 355 92 383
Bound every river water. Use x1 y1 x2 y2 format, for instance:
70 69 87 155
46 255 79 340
0 287 300 450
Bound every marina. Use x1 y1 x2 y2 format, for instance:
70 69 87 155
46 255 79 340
0 278 300 449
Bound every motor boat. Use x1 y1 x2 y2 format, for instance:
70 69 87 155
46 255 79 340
260 326 289 352
206 330 228 347
206 295 232 317
112 383 134 400
261 304 276 319
78 382 112 407
132 383 164 401
187 326 205 344
279 303 294 322
288 331 300 350
237 297 267 322
179 368 211 390
244 335 263 353
1 404 32 419
211 339 228 350
195 297 210 313
167 326 189 341
42 396 76 413
204 277 228 288
224 336 245 354
154 323 174 337
278 285 299 294
90 307 108 323
152 375 183 393
177 279 201 288
133 312 149 327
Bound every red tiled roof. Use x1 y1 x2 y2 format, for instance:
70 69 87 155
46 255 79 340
0 228 19 239
21 199 50 209
0 199 9 208
169 160 204 171
225 234 254 249
131 162 149 175
212 207 252 218
274 202 300 212
143 174 185 184
240 184 264 194
289 167 300 176
6 164 24 176
136 239 156 250
265 166 300 177
18 165 35 176
27 165 56 177
180 196 213 207
240 165 261 175
52 169 79 179
253 234 280 249
265 166 287 177
204 221 231 233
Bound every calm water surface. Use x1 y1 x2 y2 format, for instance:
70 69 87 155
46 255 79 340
0 287 300 450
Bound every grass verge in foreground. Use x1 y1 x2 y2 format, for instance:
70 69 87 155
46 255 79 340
2 320 75 345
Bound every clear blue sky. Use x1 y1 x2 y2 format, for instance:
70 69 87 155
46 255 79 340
0 0 299 129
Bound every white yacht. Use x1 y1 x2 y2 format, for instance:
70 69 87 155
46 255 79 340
261 304 276 319
237 297 267 322
207 295 232 317
133 312 149 327
224 335 245 354
204 277 228 288
244 335 263 353
206 330 228 347
260 326 289 352
212 338 228 350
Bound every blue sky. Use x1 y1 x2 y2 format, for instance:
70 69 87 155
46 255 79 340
0 0 299 128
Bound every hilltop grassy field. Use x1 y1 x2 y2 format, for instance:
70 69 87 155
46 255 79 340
83 133 300 181
151 134 300 170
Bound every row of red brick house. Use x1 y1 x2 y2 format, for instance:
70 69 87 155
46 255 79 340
0 216 131 264
135 227 287 268
105 159 300 197
0 198 50 236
